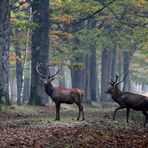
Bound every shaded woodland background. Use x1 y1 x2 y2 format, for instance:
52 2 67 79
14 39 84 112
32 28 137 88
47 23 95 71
0 0 148 106
1 1 148 147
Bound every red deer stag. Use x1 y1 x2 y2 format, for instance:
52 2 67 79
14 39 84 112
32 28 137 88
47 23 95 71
36 63 85 121
105 73 148 127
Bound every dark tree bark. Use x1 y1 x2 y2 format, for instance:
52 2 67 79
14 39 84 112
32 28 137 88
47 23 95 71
71 18 98 103
107 43 117 83
89 18 97 102
70 24 86 93
100 49 110 102
90 47 97 101
84 18 98 103
70 24 81 88
0 0 11 105
84 54 91 103
122 51 131 91
100 39 117 103
110 45 117 79
29 0 49 105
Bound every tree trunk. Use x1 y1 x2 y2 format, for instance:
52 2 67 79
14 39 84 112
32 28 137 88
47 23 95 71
59 66 65 87
15 44 23 105
70 24 86 92
9 73 17 103
89 18 97 102
100 49 110 102
100 44 117 103
71 18 97 103
22 7 31 104
110 45 117 79
22 78 30 103
84 54 91 103
90 48 97 101
30 0 49 105
122 51 131 91
0 0 11 105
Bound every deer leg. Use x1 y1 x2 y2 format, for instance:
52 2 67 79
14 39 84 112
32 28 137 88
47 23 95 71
113 106 125 121
142 111 148 127
76 104 81 121
80 104 85 121
55 103 60 121
75 103 84 121
126 108 130 123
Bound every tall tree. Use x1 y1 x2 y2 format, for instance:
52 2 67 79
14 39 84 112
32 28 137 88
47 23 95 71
89 18 97 101
15 42 23 105
29 0 49 105
100 48 110 102
0 0 11 105
122 51 132 91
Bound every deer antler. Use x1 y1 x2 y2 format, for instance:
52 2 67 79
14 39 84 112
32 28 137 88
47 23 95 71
116 72 128 85
48 65 62 79
36 63 46 78
114 74 119 83
110 74 119 85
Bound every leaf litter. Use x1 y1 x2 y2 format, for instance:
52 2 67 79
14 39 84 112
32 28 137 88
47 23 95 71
0 104 148 148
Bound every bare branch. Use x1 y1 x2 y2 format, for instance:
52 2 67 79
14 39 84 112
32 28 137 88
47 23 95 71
107 6 138 28
98 1 139 28
66 0 117 28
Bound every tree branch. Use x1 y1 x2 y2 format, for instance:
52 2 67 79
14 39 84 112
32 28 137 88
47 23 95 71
66 0 117 28
106 5 139 28
99 1 141 28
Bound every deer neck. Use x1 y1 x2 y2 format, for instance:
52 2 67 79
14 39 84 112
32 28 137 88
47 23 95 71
112 87 122 101
45 82 54 97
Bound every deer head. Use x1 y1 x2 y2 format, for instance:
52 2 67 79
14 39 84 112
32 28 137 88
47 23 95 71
105 72 128 94
36 63 61 85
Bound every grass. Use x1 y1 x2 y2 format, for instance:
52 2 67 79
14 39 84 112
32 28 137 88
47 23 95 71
0 102 146 128
0 105 45 114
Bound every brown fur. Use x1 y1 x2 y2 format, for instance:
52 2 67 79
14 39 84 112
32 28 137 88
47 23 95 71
45 84 85 120
36 63 85 121
106 76 148 127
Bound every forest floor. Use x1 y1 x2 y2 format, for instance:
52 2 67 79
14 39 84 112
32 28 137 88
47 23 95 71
0 102 148 148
